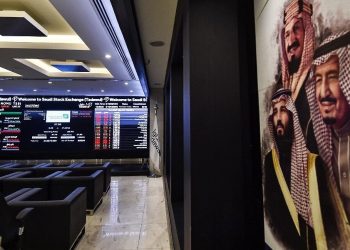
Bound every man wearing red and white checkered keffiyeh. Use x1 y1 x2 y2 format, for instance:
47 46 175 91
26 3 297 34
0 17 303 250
280 0 317 153
306 30 350 248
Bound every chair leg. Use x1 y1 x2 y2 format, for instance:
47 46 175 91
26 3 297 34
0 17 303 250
18 226 24 250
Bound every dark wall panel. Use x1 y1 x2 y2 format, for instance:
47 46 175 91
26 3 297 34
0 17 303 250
164 0 263 249
183 0 263 249
170 65 184 203
184 0 242 249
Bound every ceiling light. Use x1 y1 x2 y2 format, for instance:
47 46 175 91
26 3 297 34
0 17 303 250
0 11 48 36
130 90 133 93
124 82 128 85
48 81 52 84
67 89 71 92
101 89 105 93
105 54 111 59
33 89 37 92
0 89 3 92
149 41 165 47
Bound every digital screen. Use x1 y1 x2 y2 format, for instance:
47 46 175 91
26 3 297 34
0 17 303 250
0 96 148 159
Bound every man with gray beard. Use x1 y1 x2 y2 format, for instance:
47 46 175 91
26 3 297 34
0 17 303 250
306 30 350 248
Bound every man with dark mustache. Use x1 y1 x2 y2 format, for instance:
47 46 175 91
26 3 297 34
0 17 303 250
264 88 338 249
306 31 350 247
280 0 317 152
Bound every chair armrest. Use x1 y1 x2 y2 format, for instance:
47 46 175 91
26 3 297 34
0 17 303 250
63 187 86 202
90 170 103 178
9 200 68 207
8 188 43 202
72 162 85 168
44 171 63 178
66 162 77 168
15 206 34 250
1 172 25 179
54 171 72 177
5 163 22 169
42 163 53 168
54 170 102 178
34 163 53 168
5 171 32 179
0 171 31 180
5 163 20 168
34 163 46 168
16 207 34 222
35 165 46 168
0 162 12 168
5 188 32 202
103 162 111 168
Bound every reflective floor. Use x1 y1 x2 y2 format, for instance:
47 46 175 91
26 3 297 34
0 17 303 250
75 176 172 250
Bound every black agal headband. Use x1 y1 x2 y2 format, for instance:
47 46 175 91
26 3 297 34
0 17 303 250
313 31 350 60
271 88 292 101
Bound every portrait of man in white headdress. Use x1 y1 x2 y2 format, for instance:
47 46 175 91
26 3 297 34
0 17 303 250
306 30 350 248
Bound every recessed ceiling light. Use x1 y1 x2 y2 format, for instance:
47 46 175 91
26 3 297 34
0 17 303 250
130 90 133 93
105 54 111 59
0 89 4 92
101 89 105 93
67 89 71 92
48 81 52 84
33 89 37 92
149 41 165 47
124 82 128 85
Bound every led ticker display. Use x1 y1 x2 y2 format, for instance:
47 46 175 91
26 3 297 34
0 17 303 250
0 96 148 159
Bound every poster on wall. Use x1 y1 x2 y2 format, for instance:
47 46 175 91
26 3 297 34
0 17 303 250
255 0 350 249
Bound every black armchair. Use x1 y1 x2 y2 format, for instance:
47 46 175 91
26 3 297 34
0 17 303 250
2 171 63 198
7 187 87 250
73 162 111 194
0 189 34 250
31 163 77 175
51 170 104 214
0 172 31 193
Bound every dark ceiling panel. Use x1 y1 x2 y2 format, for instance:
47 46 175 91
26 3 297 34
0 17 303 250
0 17 46 36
